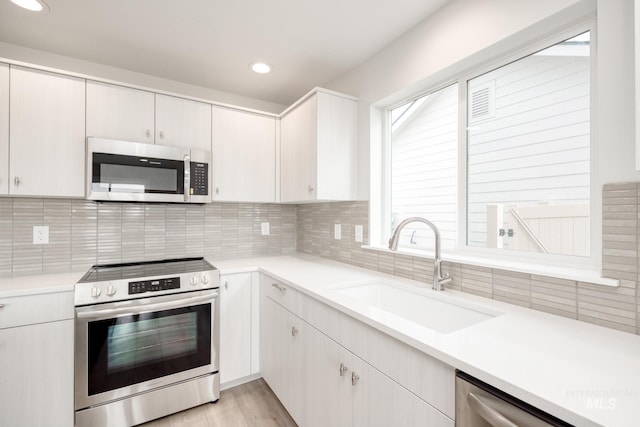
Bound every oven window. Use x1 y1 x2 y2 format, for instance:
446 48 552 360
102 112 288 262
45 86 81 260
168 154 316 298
87 303 211 396
92 153 183 194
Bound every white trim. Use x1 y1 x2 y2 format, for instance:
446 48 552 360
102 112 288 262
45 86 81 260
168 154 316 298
362 245 619 288
375 18 601 278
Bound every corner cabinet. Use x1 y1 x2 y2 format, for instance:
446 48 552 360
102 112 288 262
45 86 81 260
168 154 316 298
280 88 358 203
260 276 454 427
211 106 277 202
9 66 85 197
0 290 74 426
0 63 8 195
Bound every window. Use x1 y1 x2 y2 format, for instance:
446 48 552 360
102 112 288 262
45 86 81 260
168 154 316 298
385 28 593 263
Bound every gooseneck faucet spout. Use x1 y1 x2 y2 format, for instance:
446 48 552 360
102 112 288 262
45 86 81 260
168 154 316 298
388 217 452 291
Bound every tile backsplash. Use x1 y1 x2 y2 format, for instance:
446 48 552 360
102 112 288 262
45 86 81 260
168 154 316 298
0 198 296 276
296 190 640 335
3 184 640 336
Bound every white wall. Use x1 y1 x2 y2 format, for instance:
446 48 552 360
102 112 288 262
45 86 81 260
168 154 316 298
324 0 636 201
0 41 286 114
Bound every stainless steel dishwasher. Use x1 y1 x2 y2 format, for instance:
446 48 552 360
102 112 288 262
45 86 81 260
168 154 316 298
456 371 574 427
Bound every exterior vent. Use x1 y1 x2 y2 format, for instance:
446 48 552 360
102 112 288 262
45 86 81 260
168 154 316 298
469 81 495 123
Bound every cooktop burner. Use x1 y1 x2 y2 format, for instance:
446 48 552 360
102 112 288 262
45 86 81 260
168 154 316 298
78 257 215 283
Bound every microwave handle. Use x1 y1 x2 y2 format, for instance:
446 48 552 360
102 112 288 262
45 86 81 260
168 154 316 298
184 154 191 202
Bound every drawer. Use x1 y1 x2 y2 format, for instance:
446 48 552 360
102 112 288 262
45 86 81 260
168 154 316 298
261 275 301 315
0 291 74 328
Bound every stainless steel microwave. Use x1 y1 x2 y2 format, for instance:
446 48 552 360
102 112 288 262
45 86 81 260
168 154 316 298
87 138 211 203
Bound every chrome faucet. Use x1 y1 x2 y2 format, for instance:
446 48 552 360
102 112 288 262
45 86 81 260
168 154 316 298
388 217 452 291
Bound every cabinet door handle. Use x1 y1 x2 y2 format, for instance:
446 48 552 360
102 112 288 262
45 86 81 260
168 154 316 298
308 185 314 193
13 176 20 186
215 187 220 195
351 372 360 386
159 130 164 139
224 281 229 289
339 363 348 377
272 283 287 293
0 304 5 309
291 326 299 337
146 129 151 138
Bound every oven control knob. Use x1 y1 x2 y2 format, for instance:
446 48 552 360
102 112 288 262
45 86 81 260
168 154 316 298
91 287 102 298
201 275 209 285
106 285 117 297
190 275 199 286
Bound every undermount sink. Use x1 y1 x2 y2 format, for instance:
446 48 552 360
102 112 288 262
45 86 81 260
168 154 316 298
335 281 500 334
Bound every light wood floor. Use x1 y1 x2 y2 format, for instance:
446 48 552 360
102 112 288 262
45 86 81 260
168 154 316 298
141 379 297 427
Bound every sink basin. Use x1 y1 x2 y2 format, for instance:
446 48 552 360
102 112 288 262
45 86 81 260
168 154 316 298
335 282 499 334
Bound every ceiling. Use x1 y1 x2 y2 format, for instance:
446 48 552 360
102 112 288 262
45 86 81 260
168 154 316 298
0 0 450 106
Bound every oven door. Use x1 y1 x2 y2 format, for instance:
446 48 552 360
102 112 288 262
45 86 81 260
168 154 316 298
87 137 189 203
75 289 219 410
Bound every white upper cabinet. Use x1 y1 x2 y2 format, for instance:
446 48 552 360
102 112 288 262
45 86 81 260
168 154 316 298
0 63 8 195
211 106 276 202
10 66 85 197
86 81 155 143
155 94 212 151
280 89 358 203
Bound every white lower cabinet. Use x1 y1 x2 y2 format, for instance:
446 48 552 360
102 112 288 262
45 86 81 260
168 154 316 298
0 291 74 427
220 272 260 387
260 278 454 427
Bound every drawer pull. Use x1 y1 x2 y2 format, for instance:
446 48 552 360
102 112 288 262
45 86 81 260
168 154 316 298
291 326 299 337
0 304 4 309
272 283 287 293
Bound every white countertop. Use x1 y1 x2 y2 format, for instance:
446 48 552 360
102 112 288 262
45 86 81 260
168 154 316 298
2 255 639 426
213 255 640 427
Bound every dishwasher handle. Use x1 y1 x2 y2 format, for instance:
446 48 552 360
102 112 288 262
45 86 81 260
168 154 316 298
468 392 518 427
77 292 217 320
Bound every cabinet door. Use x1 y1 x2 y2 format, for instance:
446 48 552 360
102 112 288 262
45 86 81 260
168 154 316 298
0 63 8 195
316 92 358 200
0 319 74 427
10 66 85 197
220 272 252 384
260 296 290 407
155 94 211 151
351 352 453 427
280 95 317 202
211 106 276 202
86 80 155 143
305 325 351 427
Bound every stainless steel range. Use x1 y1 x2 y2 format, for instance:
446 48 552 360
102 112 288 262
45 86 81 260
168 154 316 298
74 257 220 427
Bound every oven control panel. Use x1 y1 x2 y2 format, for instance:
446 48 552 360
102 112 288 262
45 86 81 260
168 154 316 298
129 277 180 295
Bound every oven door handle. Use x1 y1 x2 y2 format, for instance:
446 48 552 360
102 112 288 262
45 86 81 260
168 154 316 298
76 292 218 320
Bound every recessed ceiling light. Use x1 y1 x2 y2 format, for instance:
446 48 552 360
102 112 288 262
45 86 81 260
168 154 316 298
250 62 272 74
9 0 49 12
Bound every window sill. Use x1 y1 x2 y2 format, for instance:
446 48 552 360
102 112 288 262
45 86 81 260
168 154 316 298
362 245 619 288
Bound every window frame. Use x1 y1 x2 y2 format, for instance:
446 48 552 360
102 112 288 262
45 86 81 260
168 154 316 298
378 19 599 271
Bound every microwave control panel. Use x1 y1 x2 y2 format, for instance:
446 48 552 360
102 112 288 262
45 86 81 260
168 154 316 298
190 162 208 196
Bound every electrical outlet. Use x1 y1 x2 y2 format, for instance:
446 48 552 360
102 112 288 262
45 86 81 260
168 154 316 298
33 225 49 245
354 225 363 243
261 222 270 236
334 224 341 240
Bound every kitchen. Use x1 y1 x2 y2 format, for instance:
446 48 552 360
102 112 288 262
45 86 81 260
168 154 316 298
1 0 639 426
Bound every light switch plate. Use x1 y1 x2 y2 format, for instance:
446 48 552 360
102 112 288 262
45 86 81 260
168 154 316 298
355 225 363 243
261 222 270 236
334 224 342 240
33 225 49 245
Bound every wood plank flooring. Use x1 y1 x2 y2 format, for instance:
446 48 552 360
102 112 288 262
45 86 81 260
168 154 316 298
141 379 297 427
